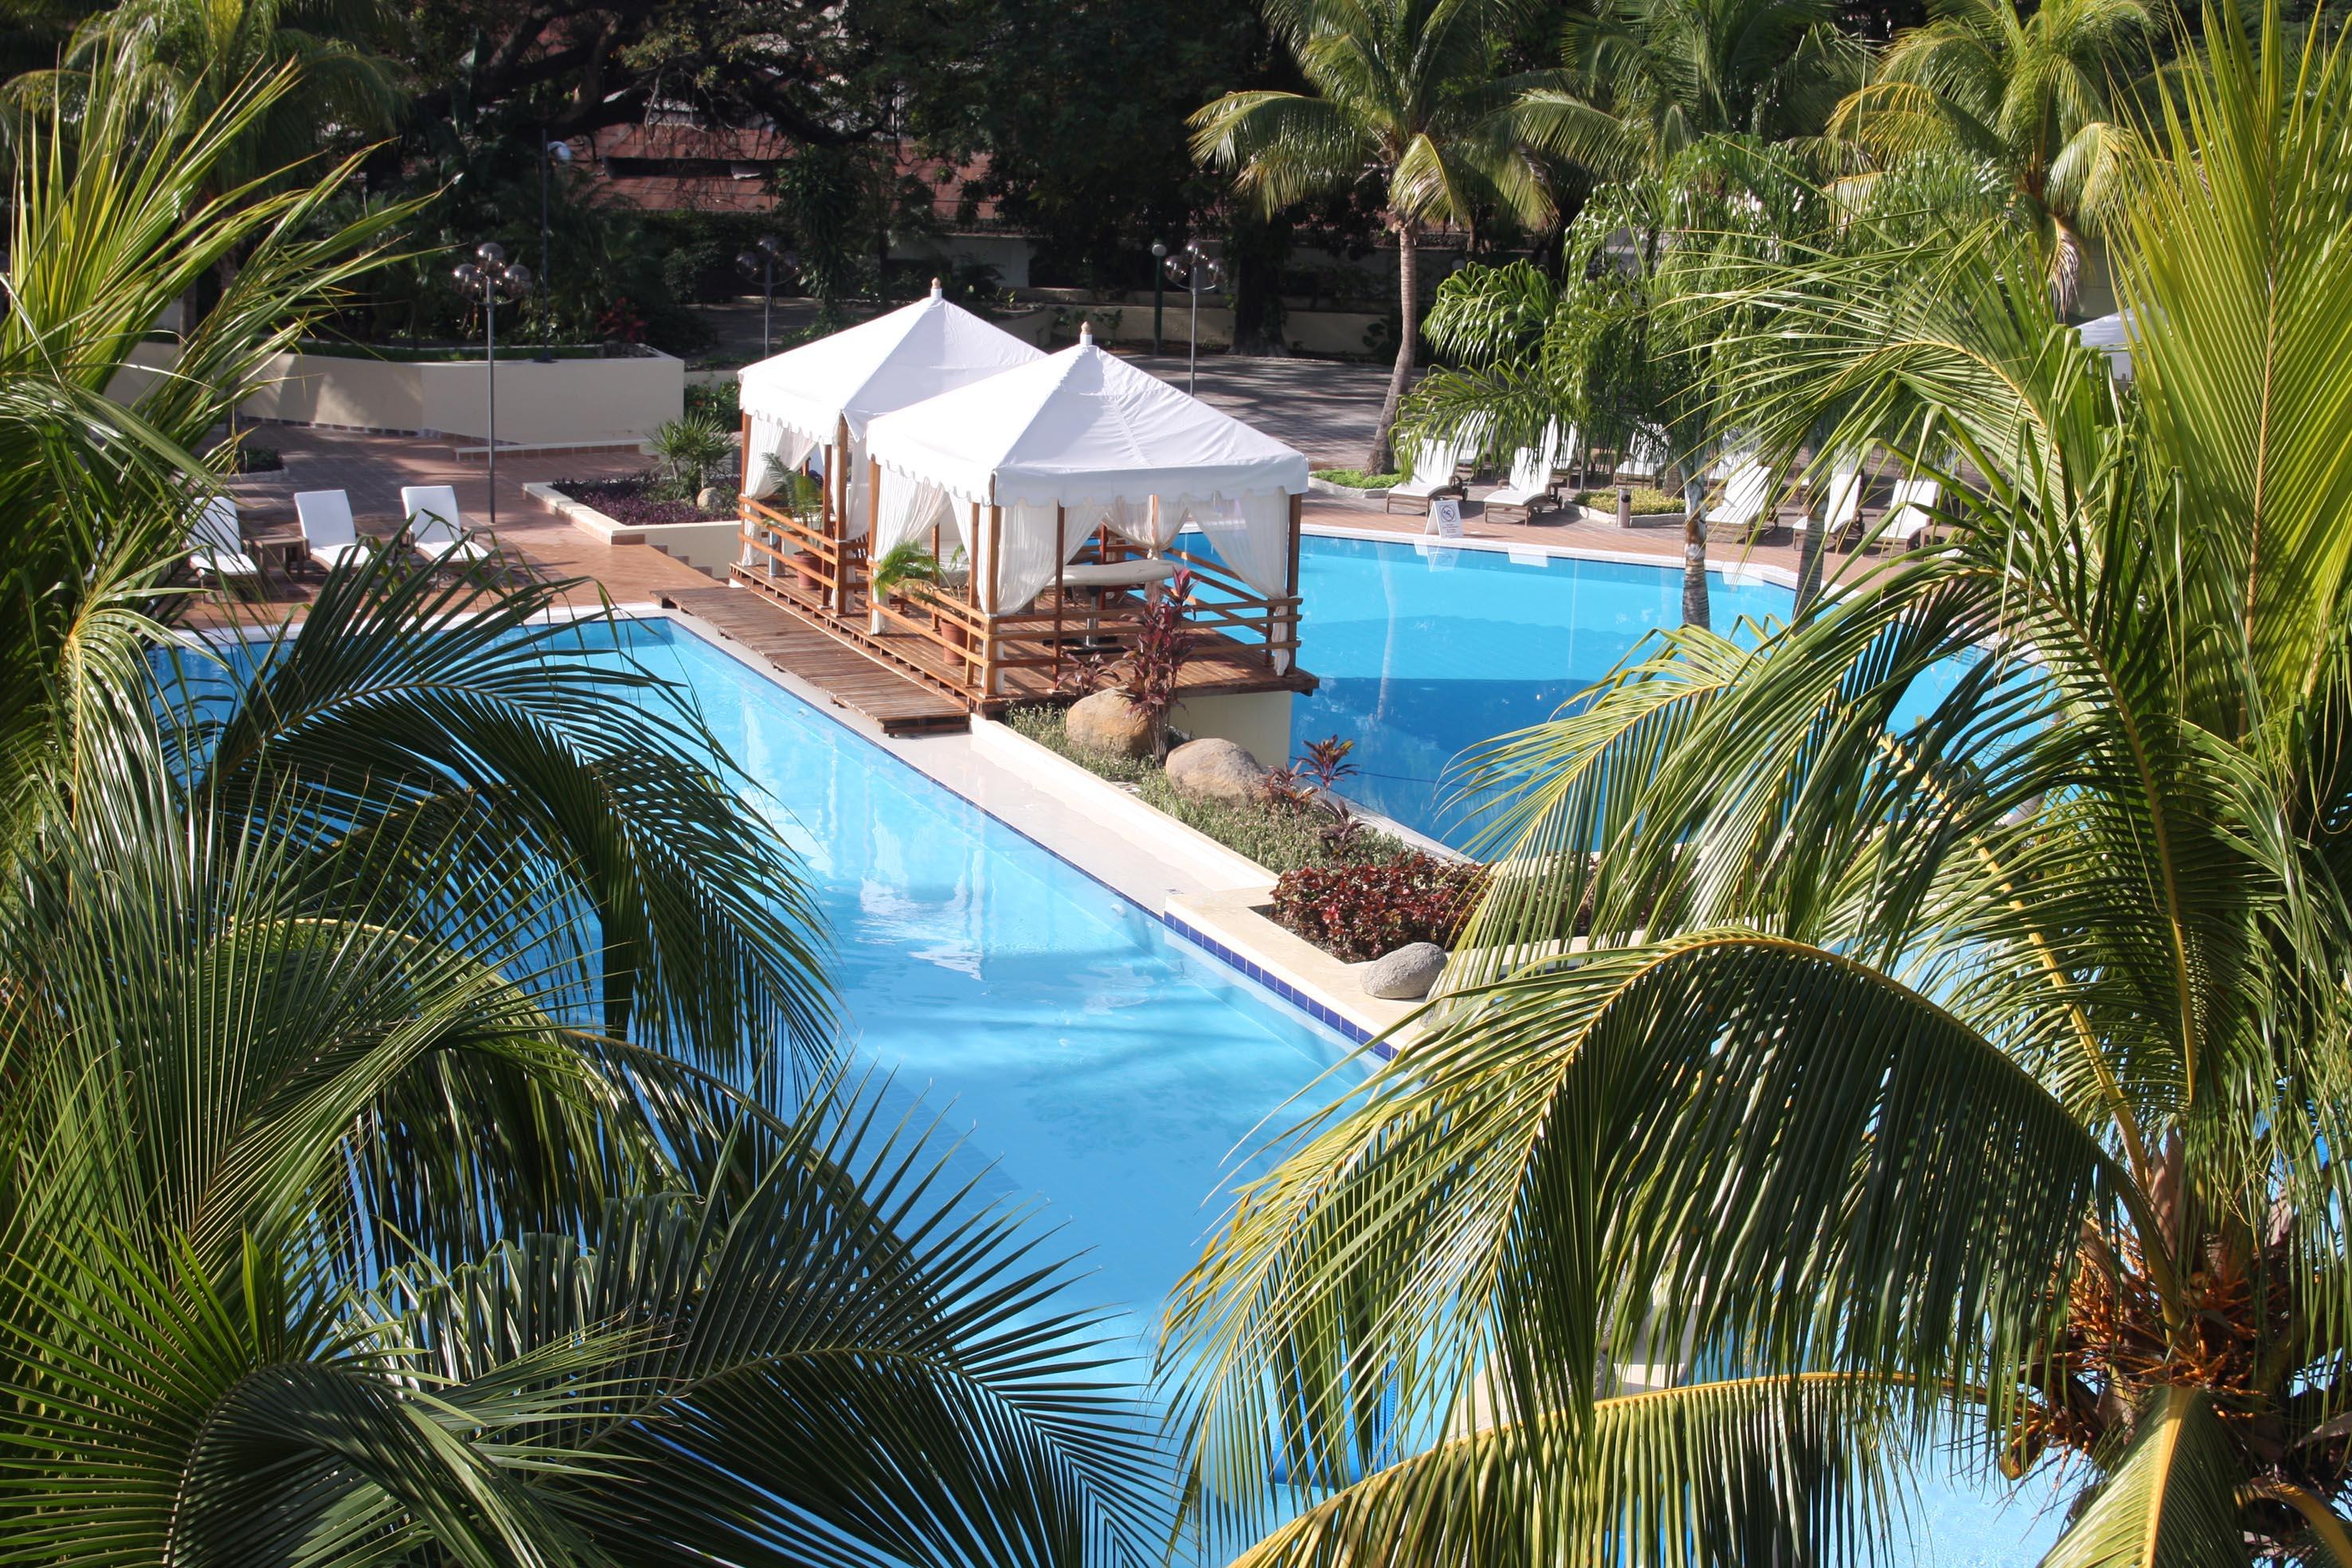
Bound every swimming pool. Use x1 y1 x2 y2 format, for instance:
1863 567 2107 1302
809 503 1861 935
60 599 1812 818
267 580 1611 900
1293 534 1793 847
610 612 2057 1567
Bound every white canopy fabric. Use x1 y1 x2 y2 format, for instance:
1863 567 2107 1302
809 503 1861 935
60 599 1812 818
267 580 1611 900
736 283 1044 520
864 331 1308 617
2076 309 2135 379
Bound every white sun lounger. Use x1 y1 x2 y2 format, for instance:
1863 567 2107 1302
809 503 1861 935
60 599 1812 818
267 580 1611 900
295 489 368 573
1546 422 1582 490
1485 423 1565 523
1705 460 1775 539
1615 428 1668 484
1877 477 1944 551
188 497 260 587
1384 434 1467 514
1791 462 1865 555
399 485 497 565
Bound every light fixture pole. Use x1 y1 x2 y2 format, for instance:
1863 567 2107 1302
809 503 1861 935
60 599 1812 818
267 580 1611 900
538 131 572 362
452 242 534 530
1161 240 1224 395
1149 240 1167 357
735 237 789 358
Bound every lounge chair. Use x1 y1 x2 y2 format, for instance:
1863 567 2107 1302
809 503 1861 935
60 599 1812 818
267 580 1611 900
187 497 260 590
1876 477 1944 551
398 485 497 565
1484 424 1564 523
1615 428 1668 485
1705 460 1775 540
1383 435 1467 514
295 489 368 573
1546 422 1583 491
1790 462 1864 556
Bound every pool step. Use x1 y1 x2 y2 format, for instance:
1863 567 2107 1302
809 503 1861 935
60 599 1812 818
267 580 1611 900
658 587 973 737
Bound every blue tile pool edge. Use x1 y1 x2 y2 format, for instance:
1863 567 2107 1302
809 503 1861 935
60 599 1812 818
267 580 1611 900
655 608 1385 1056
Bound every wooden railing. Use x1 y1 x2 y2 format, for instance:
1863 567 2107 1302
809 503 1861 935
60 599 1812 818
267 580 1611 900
738 496 859 612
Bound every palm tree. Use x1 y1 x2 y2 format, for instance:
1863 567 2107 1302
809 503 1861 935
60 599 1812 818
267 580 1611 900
1827 0 2162 311
1191 0 1554 474
0 61 1168 1562
1162 6 2352 1563
1512 0 1860 180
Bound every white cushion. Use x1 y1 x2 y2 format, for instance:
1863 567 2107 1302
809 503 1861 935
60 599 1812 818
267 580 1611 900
194 549 260 579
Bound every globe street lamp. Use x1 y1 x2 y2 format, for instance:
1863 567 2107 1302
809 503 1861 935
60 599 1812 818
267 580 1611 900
1149 240 1167 357
1162 240 1223 395
452 242 533 530
735 237 792 358
538 131 573 361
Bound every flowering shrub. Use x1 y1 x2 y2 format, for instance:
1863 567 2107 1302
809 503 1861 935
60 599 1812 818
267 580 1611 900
1270 853 1489 962
555 471 734 526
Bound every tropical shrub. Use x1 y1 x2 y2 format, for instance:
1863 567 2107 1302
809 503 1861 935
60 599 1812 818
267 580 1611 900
648 412 734 499
1270 853 1488 961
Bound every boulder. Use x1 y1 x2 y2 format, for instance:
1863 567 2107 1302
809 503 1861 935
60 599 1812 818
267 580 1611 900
1360 941 1447 1001
695 485 725 511
1165 737 1266 805
1065 689 1154 759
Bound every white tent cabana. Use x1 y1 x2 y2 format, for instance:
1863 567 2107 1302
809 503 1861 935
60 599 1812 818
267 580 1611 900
863 329 1309 678
734 283 1043 607
2076 309 2135 380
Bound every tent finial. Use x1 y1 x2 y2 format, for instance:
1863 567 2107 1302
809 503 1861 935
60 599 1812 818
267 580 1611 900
1078 320 1094 346
929 277 943 299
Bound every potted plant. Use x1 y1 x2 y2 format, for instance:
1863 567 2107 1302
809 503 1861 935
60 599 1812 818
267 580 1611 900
779 471 827 593
867 540 941 633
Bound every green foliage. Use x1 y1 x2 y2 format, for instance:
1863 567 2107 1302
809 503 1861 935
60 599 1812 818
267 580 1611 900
1573 485 1684 514
1168 6 2352 1565
1005 706 1399 873
647 412 733 500
869 540 945 601
685 378 741 426
1311 468 1406 488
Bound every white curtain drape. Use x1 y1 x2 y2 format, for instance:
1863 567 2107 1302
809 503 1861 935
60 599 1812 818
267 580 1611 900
1180 491 1297 671
843 440 872 538
871 467 961 561
977 502 1096 615
743 416 815 498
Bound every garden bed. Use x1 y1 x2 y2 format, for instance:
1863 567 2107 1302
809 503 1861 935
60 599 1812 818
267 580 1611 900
551 471 734 526
1574 485 1686 516
1004 706 1403 877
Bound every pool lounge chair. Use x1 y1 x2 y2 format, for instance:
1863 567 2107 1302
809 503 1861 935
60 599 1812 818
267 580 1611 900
1790 461 1865 556
1484 424 1564 523
1546 422 1583 491
1705 460 1775 540
188 497 260 590
295 489 368 573
398 485 497 565
1383 435 1467 514
1875 478 1944 551
1614 428 1668 485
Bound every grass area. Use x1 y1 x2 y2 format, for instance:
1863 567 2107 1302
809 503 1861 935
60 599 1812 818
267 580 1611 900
1004 706 1400 874
1312 467 1404 490
1574 484 1686 515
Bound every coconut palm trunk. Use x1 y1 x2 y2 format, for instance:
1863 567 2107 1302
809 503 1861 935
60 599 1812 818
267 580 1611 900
1370 221 1420 472
1679 465 1708 628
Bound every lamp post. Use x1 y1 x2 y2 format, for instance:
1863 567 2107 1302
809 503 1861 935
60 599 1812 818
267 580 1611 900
538 131 572 361
735 237 790 358
452 242 534 530
1149 240 1166 357
1161 240 1223 395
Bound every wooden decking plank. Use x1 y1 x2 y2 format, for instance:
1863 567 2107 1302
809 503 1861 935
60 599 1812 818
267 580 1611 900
659 586 971 736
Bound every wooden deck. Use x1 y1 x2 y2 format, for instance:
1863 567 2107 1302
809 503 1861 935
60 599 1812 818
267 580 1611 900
659 587 973 737
728 562 1318 715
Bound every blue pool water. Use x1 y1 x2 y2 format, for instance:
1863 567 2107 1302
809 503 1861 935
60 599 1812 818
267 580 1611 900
1293 535 1794 847
605 612 2057 1567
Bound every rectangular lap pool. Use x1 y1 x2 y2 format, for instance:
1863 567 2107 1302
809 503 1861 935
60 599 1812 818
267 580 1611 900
603 609 2053 1568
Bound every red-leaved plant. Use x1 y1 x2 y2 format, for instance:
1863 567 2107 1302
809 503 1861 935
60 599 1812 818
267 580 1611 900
1269 853 1489 962
1121 568 1195 761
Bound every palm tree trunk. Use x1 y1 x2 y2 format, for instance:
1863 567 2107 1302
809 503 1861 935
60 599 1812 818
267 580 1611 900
1368 221 1419 473
1681 471 1709 629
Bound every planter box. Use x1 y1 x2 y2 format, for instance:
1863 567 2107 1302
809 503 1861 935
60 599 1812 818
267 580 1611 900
526 483 740 577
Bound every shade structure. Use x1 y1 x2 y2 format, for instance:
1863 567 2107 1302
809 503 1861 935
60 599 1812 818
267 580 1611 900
863 330 1309 621
737 281 1043 443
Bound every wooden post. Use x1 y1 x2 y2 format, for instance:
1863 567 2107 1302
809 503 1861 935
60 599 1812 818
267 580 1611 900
863 455 882 615
738 411 753 571
1279 491 1305 673
830 416 850 611
1052 504 1065 686
983 503 1004 696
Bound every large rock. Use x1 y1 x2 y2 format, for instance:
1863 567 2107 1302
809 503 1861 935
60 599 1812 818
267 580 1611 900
1065 690 1153 759
1165 737 1266 805
1361 941 1447 1000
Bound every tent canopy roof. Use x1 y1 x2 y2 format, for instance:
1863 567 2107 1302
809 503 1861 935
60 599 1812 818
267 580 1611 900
736 283 1043 441
864 332 1310 509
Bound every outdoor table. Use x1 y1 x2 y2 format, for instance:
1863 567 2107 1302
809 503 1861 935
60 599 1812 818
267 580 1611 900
1059 557 1178 651
243 522 307 592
